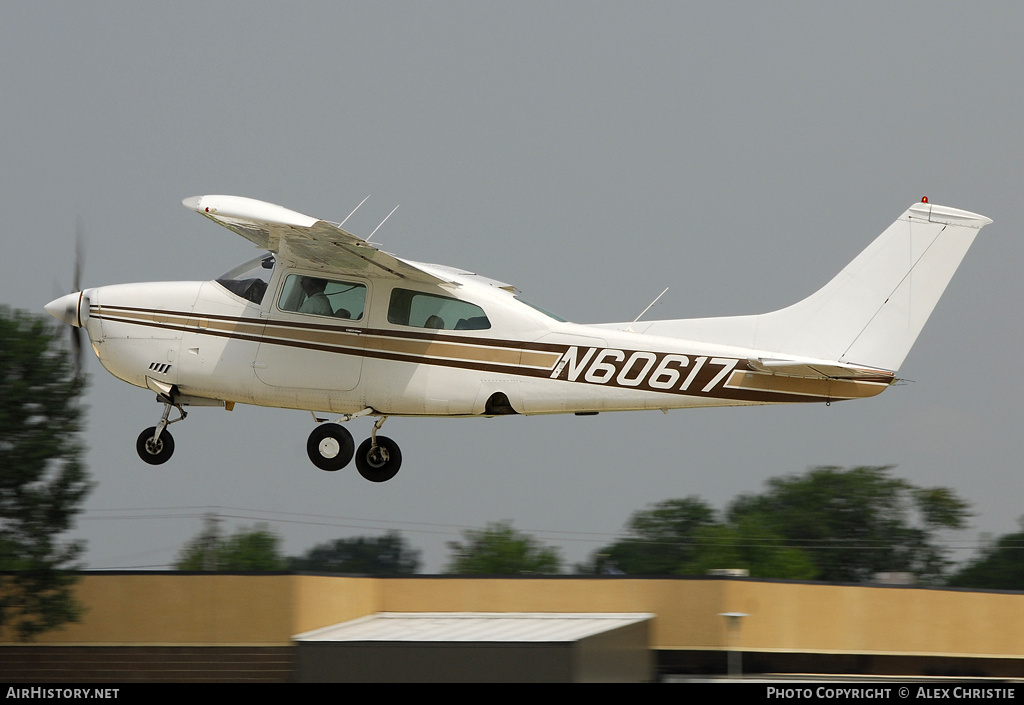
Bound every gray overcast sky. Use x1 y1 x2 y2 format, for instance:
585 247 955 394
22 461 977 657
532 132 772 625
2 2 1022 572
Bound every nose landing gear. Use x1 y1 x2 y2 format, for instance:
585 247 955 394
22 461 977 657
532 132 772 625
136 399 187 465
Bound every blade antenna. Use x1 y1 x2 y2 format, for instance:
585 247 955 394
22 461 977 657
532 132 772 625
339 195 370 228
367 205 399 242
626 287 668 332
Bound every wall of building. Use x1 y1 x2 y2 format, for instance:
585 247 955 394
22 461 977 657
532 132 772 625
5 573 1023 664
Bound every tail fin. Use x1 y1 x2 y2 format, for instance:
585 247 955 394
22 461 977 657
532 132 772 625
628 201 990 372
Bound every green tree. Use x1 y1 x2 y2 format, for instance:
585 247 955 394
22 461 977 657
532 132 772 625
0 308 92 640
728 466 971 584
175 518 286 571
947 520 1024 590
680 519 818 580
584 497 717 575
445 521 561 574
288 532 420 574
581 497 815 578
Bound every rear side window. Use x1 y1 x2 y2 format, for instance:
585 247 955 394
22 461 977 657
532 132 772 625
387 289 490 330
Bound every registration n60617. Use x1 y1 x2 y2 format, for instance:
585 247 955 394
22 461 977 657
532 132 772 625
549 346 739 396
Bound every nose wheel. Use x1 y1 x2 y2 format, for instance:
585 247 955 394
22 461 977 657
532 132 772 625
137 426 175 465
136 398 186 465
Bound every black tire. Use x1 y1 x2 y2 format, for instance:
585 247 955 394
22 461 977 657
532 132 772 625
306 423 354 471
137 426 174 465
355 436 402 482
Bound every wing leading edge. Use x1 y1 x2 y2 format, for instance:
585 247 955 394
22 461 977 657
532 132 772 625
182 195 451 286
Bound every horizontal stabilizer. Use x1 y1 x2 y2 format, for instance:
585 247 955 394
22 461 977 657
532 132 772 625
746 358 895 381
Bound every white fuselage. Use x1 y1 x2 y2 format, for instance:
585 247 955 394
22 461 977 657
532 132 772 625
78 258 890 418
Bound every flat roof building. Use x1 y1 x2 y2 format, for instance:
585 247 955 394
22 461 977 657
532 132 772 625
1 573 1022 682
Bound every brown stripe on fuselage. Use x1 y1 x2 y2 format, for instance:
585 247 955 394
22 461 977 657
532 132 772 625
91 304 892 405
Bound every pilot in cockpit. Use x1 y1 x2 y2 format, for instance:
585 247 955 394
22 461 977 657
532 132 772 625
298 277 332 316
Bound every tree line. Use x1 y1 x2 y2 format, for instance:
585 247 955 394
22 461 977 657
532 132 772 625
176 464 1021 591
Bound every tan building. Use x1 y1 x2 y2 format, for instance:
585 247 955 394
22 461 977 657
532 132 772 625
2 572 1023 682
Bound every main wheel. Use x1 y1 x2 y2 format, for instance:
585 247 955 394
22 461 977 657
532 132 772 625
355 436 402 482
137 426 174 465
306 423 355 471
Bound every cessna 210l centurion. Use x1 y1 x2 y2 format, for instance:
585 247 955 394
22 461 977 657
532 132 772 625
45 195 989 482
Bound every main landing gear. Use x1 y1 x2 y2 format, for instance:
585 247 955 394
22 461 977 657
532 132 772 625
306 414 403 482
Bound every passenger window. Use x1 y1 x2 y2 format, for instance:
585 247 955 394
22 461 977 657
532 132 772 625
278 275 366 320
387 288 490 330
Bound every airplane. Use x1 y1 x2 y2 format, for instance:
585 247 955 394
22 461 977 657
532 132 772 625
45 195 990 482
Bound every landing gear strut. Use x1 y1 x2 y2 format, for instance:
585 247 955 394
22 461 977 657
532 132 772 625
354 417 402 483
137 400 187 465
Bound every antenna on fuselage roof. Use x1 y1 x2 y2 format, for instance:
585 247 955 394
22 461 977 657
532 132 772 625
626 287 669 333
338 194 371 228
367 205 399 242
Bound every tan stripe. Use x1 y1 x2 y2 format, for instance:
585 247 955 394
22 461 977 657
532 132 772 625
263 321 360 348
193 316 266 337
365 335 521 366
520 349 563 369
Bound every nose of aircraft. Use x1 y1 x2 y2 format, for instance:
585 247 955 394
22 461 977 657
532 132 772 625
45 292 83 327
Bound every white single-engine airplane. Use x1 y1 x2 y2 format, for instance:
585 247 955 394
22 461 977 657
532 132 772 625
45 195 989 482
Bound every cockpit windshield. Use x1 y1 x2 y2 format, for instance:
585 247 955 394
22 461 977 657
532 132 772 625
215 253 275 304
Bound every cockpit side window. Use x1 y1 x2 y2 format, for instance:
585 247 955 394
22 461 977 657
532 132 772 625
387 288 490 330
215 254 275 304
278 274 366 320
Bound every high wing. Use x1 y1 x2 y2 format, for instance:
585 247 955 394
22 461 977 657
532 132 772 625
182 195 452 286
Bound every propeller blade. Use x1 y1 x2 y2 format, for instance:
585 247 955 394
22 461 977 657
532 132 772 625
74 217 85 293
71 326 82 375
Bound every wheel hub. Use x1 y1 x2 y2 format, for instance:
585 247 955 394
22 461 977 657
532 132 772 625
318 437 341 459
367 446 388 467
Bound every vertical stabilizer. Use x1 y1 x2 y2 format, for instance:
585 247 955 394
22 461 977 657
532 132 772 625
623 202 990 372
